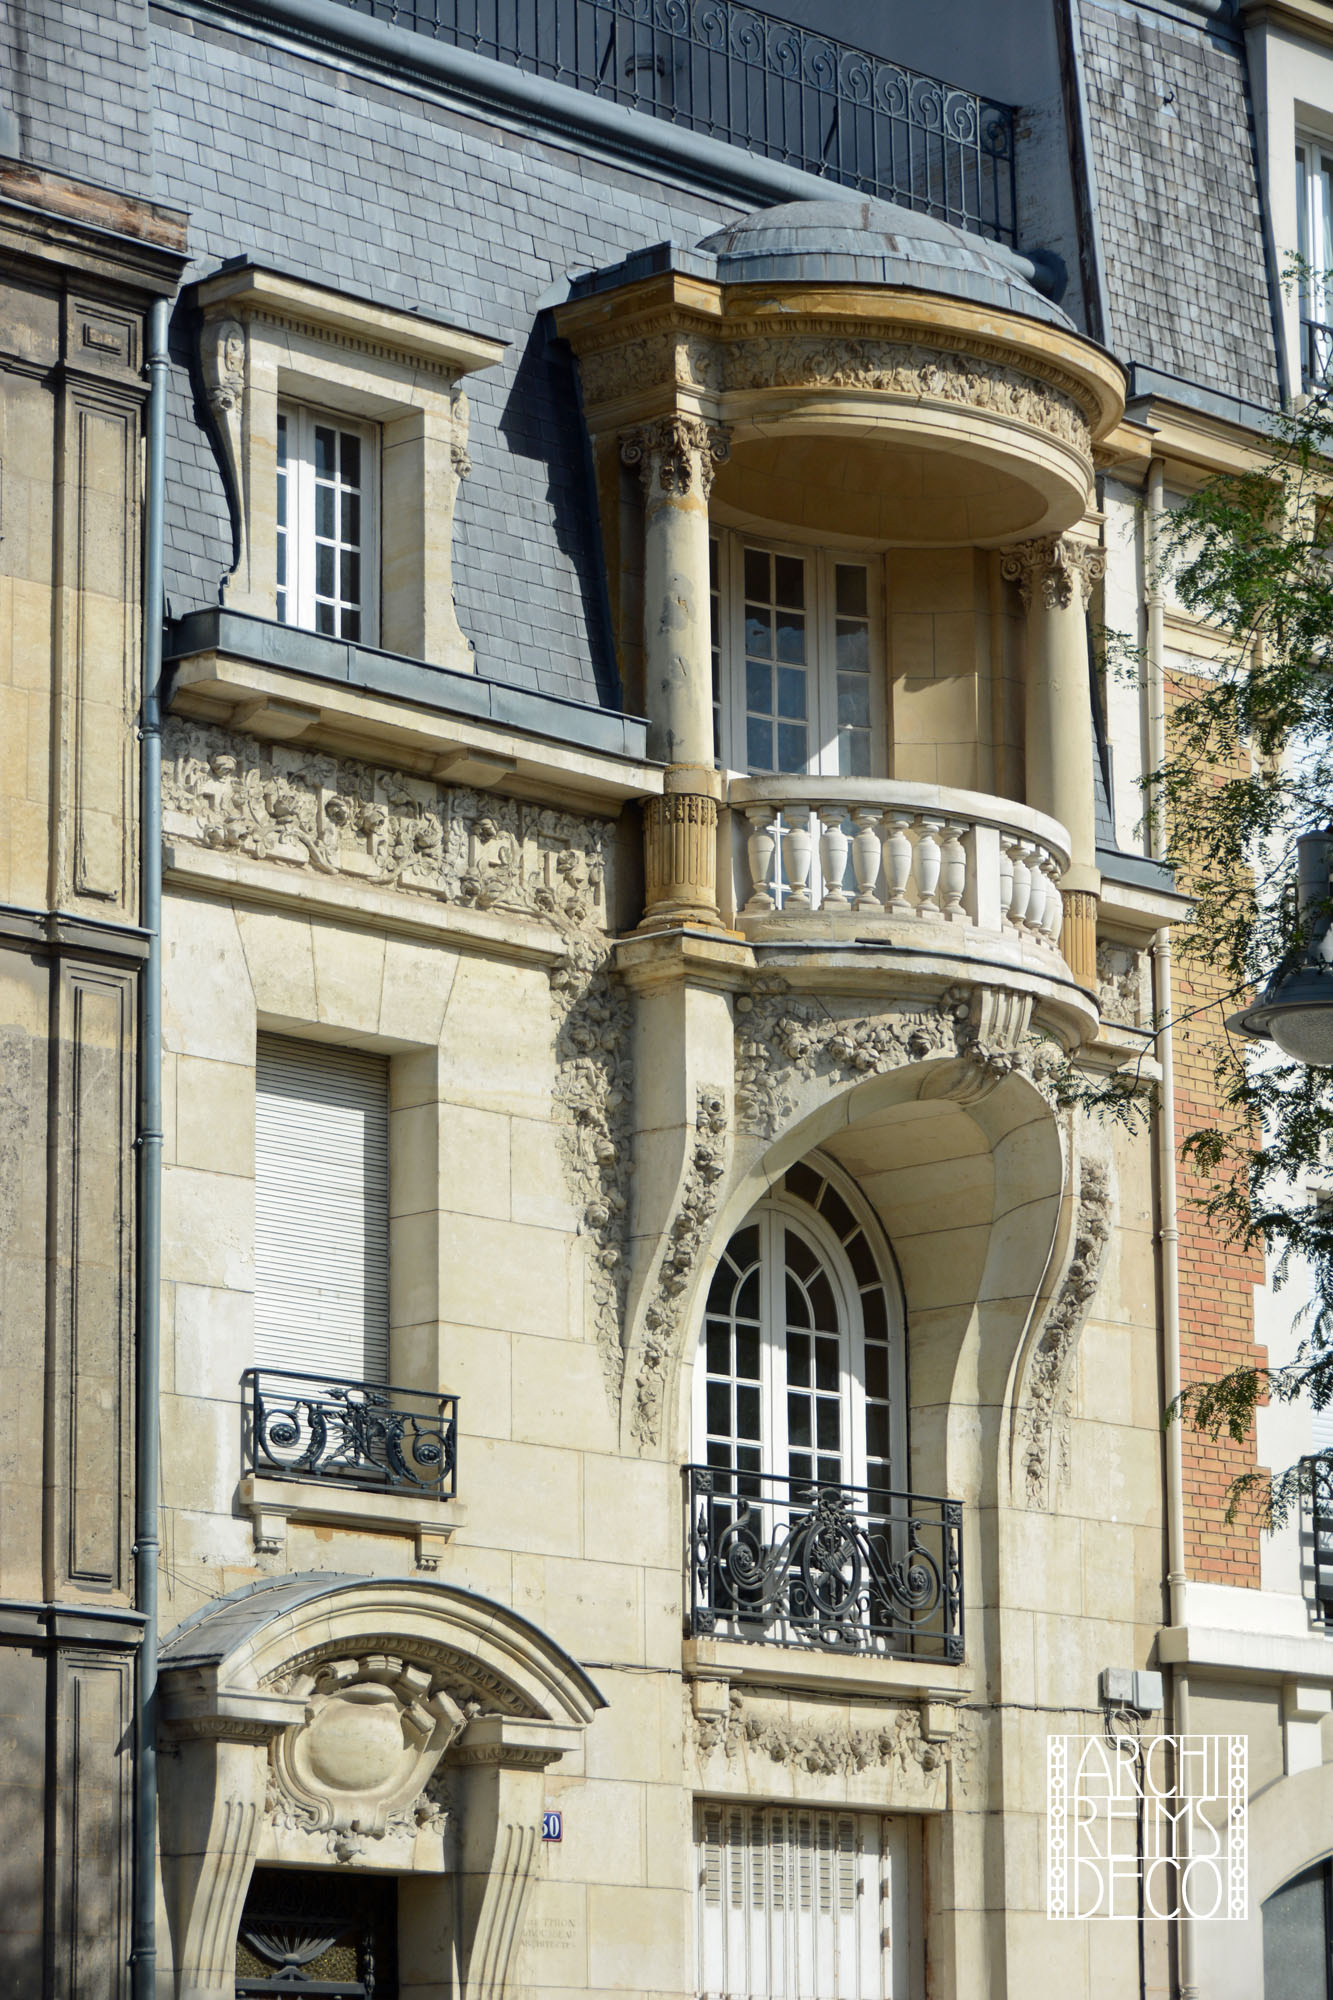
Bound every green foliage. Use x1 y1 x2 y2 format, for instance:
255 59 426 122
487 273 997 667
1151 378 1333 1524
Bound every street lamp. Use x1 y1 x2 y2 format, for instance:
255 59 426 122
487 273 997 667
1227 830 1333 1065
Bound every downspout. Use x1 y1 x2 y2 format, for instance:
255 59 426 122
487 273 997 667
1147 455 1195 1999
131 294 169 2000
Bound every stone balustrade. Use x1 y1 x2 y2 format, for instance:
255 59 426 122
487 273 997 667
726 777 1071 961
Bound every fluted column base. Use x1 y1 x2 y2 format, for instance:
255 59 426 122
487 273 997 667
1061 889 1099 993
639 766 723 931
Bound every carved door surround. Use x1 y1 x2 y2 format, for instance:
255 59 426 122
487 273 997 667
156 1574 604 2000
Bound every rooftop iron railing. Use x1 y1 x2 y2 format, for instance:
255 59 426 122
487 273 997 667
340 0 1018 245
1306 1454 1333 1623
243 1367 458 1498
687 1463 964 1661
1302 317 1333 390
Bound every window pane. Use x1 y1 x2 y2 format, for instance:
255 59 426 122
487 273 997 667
807 1270 836 1331
862 1290 888 1343
787 1332 811 1386
745 610 773 660
735 1326 759 1381
838 678 870 728
788 1396 812 1448
315 482 335 540
706 1321 731 1373
835 563 868 617
774 555 805 607
341 608 361 642
776 612 806 664
340 430 362 485
777 666 807 719
865 1343 889 1400
276 412 288 466
707 1381 732 1439
736 1268 760 1321
866 1404 891 1461
819 1187 855 1241
743 547 770 602
736 1384 761 1440
839 730 871 778
785 1271 812 1328
776 722 807 771
816 1399 840 1449
315 601 335 636
340 549 361 604
814 1337 839 1392
836 619 869 673
747 718 773 770
344 492 361 547
316 543 334 599
314 425 335 478
746 660 771 713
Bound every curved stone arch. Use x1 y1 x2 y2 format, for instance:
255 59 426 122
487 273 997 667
1192 1762 1333 1999
158 1574 605 2000
657 1058 1068 1500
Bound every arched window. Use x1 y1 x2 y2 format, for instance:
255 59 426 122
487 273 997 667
1264 1858 1333 1998
687 1158 964 1660
693 1157 905 1497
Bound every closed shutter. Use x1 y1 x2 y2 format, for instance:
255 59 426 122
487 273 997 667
697 1803 905 1999
254 1035 390 1383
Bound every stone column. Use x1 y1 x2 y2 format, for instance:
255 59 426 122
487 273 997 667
1001 535 1107 993
621 416 730 930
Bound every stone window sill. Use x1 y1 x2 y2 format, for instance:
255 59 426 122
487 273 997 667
239 1473 467 1571
683 1634 972 1709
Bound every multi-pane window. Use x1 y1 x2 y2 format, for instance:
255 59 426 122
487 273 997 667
710 535 880 777
1297 136 1333 387
696 1803 908 2000
696 1158 904 1499
276 404 377 641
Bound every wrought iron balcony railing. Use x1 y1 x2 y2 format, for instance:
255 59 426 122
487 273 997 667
687 1464 963 1661
340 0 1017 246
1305 1454 1333 1623
242 1367 458 1499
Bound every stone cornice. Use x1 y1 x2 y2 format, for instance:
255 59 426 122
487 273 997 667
194 263 506 377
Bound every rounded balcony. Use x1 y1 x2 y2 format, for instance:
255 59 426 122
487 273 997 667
723 776 1093 1036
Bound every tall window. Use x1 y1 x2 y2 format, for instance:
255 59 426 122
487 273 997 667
710 535 879 777
254 1035 390 1384
694 1158 904 1498
1297 136 1333 387
276 404 378 641
696 1804 908 2000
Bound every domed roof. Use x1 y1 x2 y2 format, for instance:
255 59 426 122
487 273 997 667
697 198 1071 329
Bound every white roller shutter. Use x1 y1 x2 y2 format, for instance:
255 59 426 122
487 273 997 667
254 1035 390 1384
696 1802 906 1999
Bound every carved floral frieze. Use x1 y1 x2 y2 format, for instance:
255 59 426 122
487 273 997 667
1017 1158 1113 1507
631 1086 729 1449
162 719 611 932
690 1690 976 1798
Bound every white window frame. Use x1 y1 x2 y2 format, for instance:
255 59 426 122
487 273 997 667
1297 133 1333 386
711 531 885 778
277 402 380 646
691 1157 908 1492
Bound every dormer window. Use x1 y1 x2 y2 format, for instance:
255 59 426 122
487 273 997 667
276 405 379 643
1297 135 1333 387
710 534 881 777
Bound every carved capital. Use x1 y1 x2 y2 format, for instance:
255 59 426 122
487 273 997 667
1000 534 1106 613
621 415 731 499
641 789 722 929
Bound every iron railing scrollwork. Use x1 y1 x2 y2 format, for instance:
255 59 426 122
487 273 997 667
687 1464 963 1661
1302 317 1333 390
242 1367 458 1499
1305 1453 1333 1624
339 0 1017 245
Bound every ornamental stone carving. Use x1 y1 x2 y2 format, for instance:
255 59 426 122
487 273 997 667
1017 1157 1113 1507
549 937 634 1402
264 1653 469 1864
620 415 731 499
162 720 611 932
1000 534 1107 612
631 1086 729 1449
689 1689 976 1801
1097 939 1149 1030
201 316 248 586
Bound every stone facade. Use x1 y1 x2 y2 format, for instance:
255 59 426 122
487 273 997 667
2 1 1330 1997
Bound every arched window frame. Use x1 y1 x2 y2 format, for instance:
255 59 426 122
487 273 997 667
691 1153 908 1496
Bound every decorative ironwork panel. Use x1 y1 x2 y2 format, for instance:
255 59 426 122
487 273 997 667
236 1865 396 1997
340 0 1017 245
1302 317 1333 390
1306 1454 1333 1622
687 1463 963 1661
242 1368 458 1499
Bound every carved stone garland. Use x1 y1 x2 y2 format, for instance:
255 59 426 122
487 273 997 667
549 937 634 1403
690 1689 976 1795
162 719 612 928
1017 1158 1113 1508
630 1086 729 1449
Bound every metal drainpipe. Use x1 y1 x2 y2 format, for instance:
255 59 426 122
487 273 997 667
131 293 170 2000
1147 455 1196 1999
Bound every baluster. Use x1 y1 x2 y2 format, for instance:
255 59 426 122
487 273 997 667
1041 852 1065 944
914 817 943 913
817 806 851 910
939 822 968 924
1004 838 1030 929
884 813 915 916
742 804 780 914
998 838 1014 927
849 807 885 911
1025 853 1048 935
781 804 814 912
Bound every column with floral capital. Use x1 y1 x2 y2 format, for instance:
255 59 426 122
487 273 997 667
1000 534 1107 992
621 415 730 928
